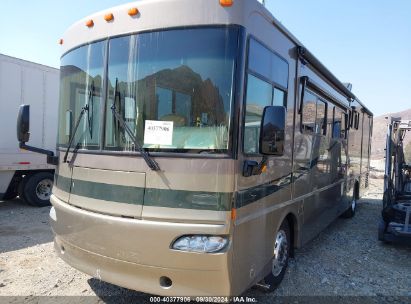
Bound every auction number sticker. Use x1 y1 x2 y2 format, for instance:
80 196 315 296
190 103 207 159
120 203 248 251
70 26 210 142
144 120 174 145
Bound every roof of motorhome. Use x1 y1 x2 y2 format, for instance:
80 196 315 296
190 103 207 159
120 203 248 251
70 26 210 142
61 0 371 115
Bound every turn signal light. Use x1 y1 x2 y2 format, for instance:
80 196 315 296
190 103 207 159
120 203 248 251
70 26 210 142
58 39 64 45
231 208 237 220
128 7 139 16
86 19 94 28
220 0 233 7
104 13 114 22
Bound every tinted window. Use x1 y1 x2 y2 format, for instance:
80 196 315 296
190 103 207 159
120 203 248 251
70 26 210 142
316 100 326 134
248 39 288 88
334 107 347 139
244 39 289 154
273 88 286 107
104 27 239 153
302 91 317 133
58 41 106 148
244 75 273 154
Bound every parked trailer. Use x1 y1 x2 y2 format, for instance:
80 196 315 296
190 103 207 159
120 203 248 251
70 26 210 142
0 54 59 206
17 0 373 296
379 118 411 244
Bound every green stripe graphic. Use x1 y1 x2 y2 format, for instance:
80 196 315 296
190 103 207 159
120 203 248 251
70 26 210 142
54 175 232 211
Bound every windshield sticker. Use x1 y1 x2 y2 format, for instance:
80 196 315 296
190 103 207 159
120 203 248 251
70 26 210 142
144 120 174 145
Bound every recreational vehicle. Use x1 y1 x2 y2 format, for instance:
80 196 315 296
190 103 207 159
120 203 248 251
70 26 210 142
17 0 373 296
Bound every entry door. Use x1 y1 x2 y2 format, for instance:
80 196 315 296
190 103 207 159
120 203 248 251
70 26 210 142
295 90 330 243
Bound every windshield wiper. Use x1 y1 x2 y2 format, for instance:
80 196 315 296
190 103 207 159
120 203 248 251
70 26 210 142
63 105 89 163
63 82 95 163
111 104 160 171
111 79 160 171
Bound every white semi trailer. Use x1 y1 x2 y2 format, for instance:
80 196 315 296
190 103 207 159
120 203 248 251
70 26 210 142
0 54 59 207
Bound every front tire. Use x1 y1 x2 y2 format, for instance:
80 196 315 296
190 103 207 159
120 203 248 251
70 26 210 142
263 220 291 292
23 172 54 207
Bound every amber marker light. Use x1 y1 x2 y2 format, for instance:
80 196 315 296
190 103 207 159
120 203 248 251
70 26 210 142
128 7 139 16
58 39 64 45
86 19 94 27
231 208 237 221
104 13 114 22
220 0 233 7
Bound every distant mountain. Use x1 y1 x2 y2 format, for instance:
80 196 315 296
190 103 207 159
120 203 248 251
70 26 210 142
371 108 411 159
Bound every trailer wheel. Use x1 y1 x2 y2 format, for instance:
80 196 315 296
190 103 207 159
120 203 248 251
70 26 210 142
23 172 54 207
262 220 290 292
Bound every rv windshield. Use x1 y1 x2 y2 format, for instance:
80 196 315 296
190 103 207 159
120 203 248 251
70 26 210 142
58 26 240 154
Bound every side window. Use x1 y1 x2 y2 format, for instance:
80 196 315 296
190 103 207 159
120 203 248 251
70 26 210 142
334 107 347 139
328 105 335 137
157 87 173 119
156 86 192 126
248 39 288 88
243 38 289 154
302 91 317 133
302 91 327 135
340 111 347 138
316 100 326 134
244 75 272 154
273 88 286 107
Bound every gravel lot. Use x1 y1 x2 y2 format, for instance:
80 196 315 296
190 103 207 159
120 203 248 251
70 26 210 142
0 178 410 303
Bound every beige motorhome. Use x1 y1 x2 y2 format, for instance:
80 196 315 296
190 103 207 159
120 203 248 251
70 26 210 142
18 0 373 297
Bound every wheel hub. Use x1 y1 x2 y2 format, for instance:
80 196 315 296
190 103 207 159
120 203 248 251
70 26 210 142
35 179 53 200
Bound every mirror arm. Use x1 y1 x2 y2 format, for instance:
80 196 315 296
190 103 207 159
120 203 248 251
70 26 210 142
242 156 268 177
19 142 58 165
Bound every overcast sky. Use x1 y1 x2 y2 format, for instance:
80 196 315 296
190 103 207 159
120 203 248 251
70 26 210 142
1 0 410 116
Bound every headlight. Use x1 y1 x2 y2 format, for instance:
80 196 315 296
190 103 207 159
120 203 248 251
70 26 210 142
171 235 229 253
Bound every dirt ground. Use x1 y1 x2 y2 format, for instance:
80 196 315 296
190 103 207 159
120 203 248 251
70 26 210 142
0 178 410 303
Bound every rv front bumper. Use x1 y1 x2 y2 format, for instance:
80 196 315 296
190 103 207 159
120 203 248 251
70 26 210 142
53 236 232 296
49 194 233 296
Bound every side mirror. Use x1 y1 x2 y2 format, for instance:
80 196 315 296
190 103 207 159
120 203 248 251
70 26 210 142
259 106 286 156
17 105 30 143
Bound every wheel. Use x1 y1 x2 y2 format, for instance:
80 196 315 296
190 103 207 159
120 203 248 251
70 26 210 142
262 220 291 292
378 219 387 242
23 172 54 207
341 198 357 219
